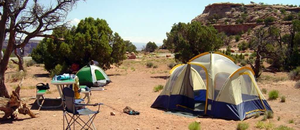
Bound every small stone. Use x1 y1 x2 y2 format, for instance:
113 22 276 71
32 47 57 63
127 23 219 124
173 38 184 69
110 112 115 116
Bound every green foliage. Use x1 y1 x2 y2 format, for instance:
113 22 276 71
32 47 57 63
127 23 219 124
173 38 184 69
254 112 261 118
256 121 275 129
288 119 294 124
240 60 247 66
235 35 241 42
188 121 201 130
262 115 267 121
256 19 264 24
255 121 265 129
208 14 220 24
280 9 286 15
31 17 127 72
146 62 154 68
125 40 137 53
275 125 294 130
264 16 275 26
50 64 64 78
238 41 248 51
236 18 244 24
145 41 158 52
264 110 274 119
268 90 279 100
163 21 223 63
153 85 164 92
168 62 177 69
280 96 286 102
264 122 275 130
283 14 295 21
237 122 249 130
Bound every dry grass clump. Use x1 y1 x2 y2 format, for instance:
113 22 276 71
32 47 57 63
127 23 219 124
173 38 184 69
237 122 249 130
268 90 279 100
294 81 300 89
188 121 201 130
153 85 164 92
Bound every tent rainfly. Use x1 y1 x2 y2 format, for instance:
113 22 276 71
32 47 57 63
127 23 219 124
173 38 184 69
151 52 272 120
76 65 111 87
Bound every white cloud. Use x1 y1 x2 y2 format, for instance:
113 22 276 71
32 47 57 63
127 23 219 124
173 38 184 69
68 18 80 26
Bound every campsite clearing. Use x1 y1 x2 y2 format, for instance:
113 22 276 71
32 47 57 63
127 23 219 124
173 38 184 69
1 54 299 130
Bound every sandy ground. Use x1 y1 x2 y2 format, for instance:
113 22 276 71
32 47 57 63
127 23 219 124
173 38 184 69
1 54 300 130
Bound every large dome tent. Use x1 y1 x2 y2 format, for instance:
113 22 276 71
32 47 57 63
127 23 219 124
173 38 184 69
151 52 272 120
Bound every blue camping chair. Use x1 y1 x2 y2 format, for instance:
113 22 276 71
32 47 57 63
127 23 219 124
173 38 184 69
62 87 103 130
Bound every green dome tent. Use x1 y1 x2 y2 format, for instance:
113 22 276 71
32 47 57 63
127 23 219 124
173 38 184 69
76 65 111 87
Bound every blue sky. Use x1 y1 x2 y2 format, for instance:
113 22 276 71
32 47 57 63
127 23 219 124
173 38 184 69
64 0 297 46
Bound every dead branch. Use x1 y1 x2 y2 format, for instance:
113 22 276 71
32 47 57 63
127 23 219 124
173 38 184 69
0 78 36 120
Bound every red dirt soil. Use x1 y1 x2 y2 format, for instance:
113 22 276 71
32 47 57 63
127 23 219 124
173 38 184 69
1 56 299 130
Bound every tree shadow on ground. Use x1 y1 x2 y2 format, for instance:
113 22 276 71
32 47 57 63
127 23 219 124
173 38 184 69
34 73 50 78
0 117 33 124
150 76 170 80
107 74 121 76
30 99 62 111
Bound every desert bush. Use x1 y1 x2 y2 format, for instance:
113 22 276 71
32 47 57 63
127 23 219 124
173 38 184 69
256 18 264 24
153 85 164 92
240 60 247 66
275 125 294 130
235 35 241 42
256 121 274 129
262 115 267 121
295 81 300 89
254 112 261 118
288 67 300 80
288 119 294 124
280 96 286 102
264 16 275 26
26 59 37 67
264 122 274 130
277 116 281 121
130 67 135 71
237 122 249 130
268 90 279 100
188 121 201 130
283 14 294 21
153 65 158 68
50 64 63 78
168 62 176 69
10 71 26 82
265 110 274 119
261 88 267 94
146 62 154 68
256 121 264 129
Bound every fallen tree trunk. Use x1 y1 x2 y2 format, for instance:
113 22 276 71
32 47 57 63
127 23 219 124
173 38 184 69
0 80 36 120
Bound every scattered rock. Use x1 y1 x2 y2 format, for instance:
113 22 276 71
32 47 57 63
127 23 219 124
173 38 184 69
110 112 115 116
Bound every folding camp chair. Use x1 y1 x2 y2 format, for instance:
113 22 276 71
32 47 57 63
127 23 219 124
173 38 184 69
62 87 103 130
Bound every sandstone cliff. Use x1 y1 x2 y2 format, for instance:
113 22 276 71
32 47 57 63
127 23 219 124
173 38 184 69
192 2 300 35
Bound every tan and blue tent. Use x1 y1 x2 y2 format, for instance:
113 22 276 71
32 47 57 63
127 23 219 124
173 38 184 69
76 65 111 87
151 52 272 120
